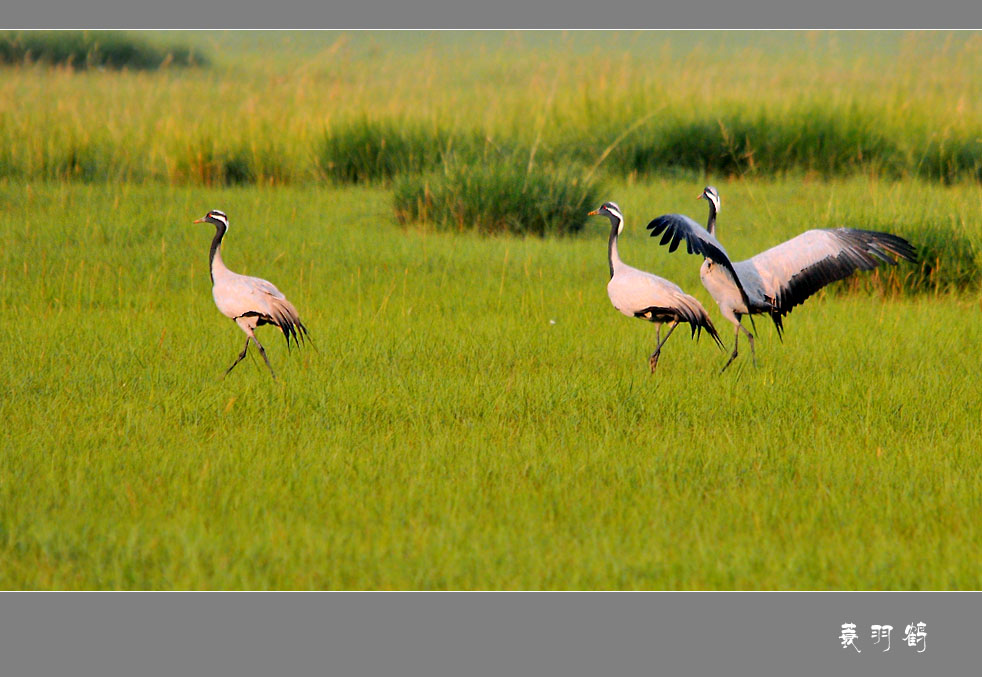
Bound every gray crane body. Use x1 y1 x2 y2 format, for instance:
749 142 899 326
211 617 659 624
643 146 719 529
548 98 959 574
590 202 722 372
211 248 300 337
608 223 690 320
196 209 309 380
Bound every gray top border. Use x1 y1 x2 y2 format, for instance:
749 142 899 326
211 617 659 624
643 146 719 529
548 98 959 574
4 0 982 29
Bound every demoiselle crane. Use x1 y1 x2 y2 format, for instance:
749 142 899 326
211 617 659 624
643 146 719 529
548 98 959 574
194 209 309 380
588 202 723 372
646 187 916 371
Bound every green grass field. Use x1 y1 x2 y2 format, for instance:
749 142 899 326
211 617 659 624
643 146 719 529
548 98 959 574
1 32 981 588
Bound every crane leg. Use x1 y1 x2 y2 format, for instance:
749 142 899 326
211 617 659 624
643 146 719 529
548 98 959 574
721 324 741 373
224 337 251 378
721 321 756 373
649 324 661 371
649 321 679 373
743 324 757 368
251 335 277 380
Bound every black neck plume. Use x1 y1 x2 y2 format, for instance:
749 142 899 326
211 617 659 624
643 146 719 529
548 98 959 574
208 221 226 284
607 217 620 280
707 201 717 237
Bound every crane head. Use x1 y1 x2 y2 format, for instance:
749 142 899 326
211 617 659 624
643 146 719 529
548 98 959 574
697 186 721 213
194 209 229 228
588 202 625 234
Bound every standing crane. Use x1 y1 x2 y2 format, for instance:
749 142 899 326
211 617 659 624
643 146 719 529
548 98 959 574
194 209 309 380
588 202 723 372
646 187 917 371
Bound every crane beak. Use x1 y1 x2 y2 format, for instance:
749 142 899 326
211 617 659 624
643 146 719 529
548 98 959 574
193 217 205 223
696 193 705 200
587 209 599 216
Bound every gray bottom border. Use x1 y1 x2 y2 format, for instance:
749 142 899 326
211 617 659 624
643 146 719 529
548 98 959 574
0 592 975 677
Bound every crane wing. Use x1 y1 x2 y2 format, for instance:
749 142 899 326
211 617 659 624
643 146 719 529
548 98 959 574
646 212 754 311
222 274 308 347
244 275 287 300
607 267 722 346
749 228 917 320
607 266 681 316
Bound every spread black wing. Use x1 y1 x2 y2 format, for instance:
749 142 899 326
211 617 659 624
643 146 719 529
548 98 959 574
646 212 754 311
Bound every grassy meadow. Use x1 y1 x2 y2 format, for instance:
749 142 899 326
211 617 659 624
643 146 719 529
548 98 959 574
1 32 982 588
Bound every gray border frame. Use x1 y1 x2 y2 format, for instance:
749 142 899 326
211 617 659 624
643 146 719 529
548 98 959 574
2 0 981 671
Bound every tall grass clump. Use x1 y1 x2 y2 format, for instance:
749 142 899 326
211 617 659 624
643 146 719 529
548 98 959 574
556 100 982 184
394 161 601 236
0 31 208 70
170 139 291 186
41 139 117 182
317 119 473 184
577 105 903 179
890 218 980 293
916 137 982 184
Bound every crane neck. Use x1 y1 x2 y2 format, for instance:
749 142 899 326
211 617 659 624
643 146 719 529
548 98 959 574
607 216 624 279
209 222 229 284
706 202 718 237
